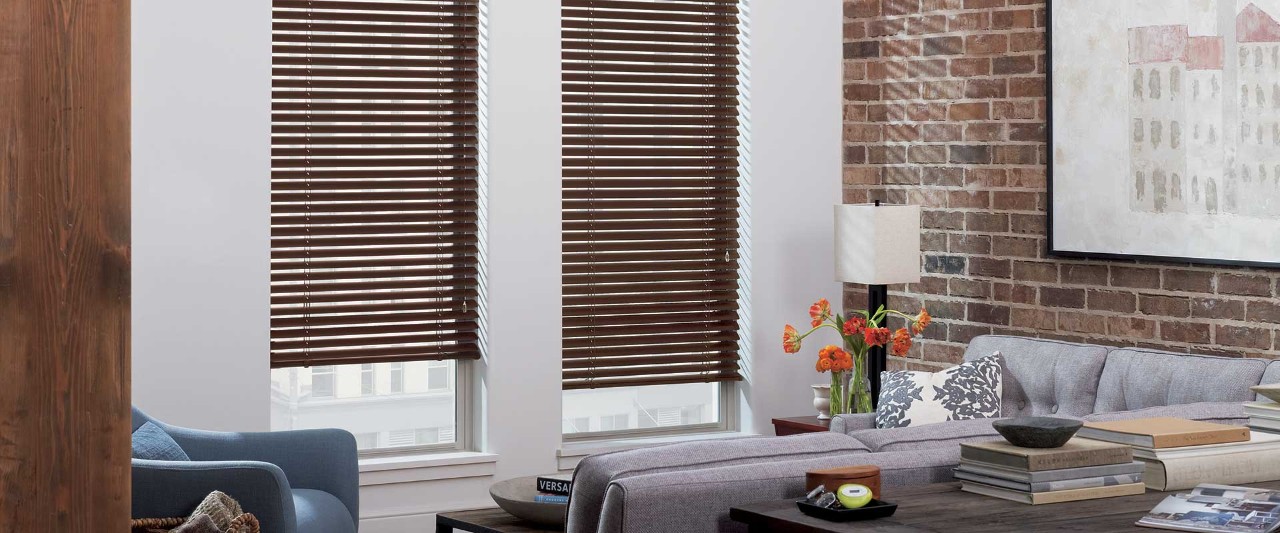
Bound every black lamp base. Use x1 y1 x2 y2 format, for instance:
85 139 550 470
867 284 888 408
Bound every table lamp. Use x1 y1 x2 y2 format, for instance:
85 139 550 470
834 201 922 404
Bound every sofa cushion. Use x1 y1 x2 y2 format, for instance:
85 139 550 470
965 335 1110 418
131 421 191 462
1094 349 1266 413
1083 401 1247 426
848 417 1012 452
876 354 1002 428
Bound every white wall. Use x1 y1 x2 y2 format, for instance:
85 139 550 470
131 0 271 431
130 0 840 527
742 0 844 435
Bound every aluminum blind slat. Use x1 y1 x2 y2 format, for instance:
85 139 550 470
270 0 481 368
561 0 744 390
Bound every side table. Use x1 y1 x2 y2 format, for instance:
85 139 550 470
436 508 562 533
772 416 831 436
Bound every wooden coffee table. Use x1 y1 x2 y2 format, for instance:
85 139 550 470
730 480 1280 532
772 416 831 436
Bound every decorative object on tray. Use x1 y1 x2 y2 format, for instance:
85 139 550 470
782 297 930 415
796 484 897 522
992 417 1084 449
1077 417 1250 448
1138 483 1280 532
1080 417 1280 492
874 353 1002 429
958 438 1144 504
1251 384 1280 404
490 475 569 527
813 383 833 420
806 465 882 499
130 491 260 533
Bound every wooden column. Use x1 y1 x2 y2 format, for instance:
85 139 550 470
0 1 131 530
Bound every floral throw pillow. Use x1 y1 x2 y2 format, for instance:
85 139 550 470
875 352 1003 429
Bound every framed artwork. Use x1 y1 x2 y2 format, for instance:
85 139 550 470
1050 0 1280 267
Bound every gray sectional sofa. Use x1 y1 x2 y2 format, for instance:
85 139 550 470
566 335 1280 533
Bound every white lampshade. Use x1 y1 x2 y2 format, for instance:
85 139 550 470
834 204 922 285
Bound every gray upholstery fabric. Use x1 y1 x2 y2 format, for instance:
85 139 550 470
965 335 1110 418
846 417 1017 452
566 433 868 533
594 449 960 533
1083 401 1248 425
829 412 876 434
132 421 191 461
1094 349 1268 413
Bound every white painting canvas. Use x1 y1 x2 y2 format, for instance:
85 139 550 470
1052 0 1280 266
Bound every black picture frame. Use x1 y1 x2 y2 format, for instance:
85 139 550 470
1045 0 1280 269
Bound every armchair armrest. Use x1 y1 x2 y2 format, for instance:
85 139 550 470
830 412 877 434
132 459 296 533
163 426 359 528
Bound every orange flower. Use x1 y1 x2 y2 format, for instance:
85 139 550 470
842 316 866 337
782 325 802 353
816 357 833 373
912 308 932 335
863 327 891 347
818 345 837 359
809 298 832 327
891 328 913 356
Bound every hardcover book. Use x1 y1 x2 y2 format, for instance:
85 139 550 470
954 469 1143 493
536 474 572 496
1137 484 1280 532
960 439 1133 472
957 459 1146 483
1079 418 1250 449
1132 432 1280 461
1141 448 1280 491
960 480 1146 505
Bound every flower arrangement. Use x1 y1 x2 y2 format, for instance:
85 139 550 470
783 298 930 415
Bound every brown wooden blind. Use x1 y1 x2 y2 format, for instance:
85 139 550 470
270 0 481 368
561 0 744 390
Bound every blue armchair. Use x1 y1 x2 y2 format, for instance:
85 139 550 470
131 407 359 533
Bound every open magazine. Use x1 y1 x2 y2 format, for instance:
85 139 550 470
1138 484 1280 532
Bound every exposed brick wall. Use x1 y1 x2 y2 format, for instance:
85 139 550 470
841 0 1280 371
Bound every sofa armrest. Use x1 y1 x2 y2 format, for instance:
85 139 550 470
592 449 960 533
132 459 296 533
162 426 359 528
830 412 877 434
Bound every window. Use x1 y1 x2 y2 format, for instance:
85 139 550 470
361 364 375 395
389 362 405 394
560 0 746 437
269 0 481 453
311 366 336 399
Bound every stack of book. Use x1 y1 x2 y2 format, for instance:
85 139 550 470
1245 401 1280 435
1077 417 1280 491
957 438 1146 504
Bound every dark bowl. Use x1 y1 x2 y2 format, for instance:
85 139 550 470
795 499 897 522
992 417 1083 449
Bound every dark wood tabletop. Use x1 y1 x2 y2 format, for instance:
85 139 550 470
730 481 1280 532
772 416 832 436
436 508 562 533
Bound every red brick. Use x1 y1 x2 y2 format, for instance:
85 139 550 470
1192 298 1246 321
966 79 1008 99
1011 308 1056 330
1108 317 1156 340
1009 31 1045 52
1062 264 1108 285
1138 294 1191 318
1163 269 1214 293
846 0 882 19
1087 290 1136 313
1009 77 1046 97
1217 325 1272 350
966 212 1009 233
950 278 991 298
993 283 1037 304
969 256 1012 278
965 34 1008 54
992 236 1039 258
1058 311 1107 335
1248 301 1280 324
1219 274 1273 297
992 9 1036 29
1040 287 1085 308
949 102 989 121
947 190 990 209
968 302 1011 325
1012 261 1056 283
923 123 964 141
993 55 1037 74
964 122 1005 141
951 58 991 77
1111 266 1160 289
949 12 990 32
992 191 1038 211
883 0 922 16
923 36 964 56
1161 322 1211 344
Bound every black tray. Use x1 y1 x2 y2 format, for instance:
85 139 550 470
795 498 898 522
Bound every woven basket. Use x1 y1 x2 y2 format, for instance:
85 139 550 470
129 512 259 533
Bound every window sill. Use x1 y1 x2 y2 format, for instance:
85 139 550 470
358 451 499 486
557 430 758 470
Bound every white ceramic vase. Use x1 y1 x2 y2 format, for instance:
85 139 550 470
812 384 832 420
